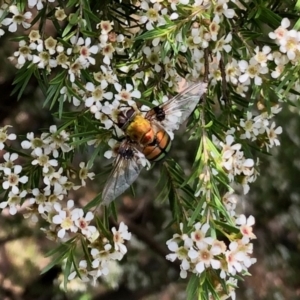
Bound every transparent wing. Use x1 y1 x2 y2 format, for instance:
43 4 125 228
146 82 207 131
102 140 144 205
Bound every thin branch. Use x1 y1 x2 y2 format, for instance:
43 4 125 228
111 216 181 270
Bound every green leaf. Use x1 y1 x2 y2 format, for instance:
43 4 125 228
205 277 221 300
67 0 79 8
11 64 35 100
41 252 67 275
94 215 110 237
135 24 175 41
62 22 75 38
83 7 101 23
64 249 74 290
83 192 103 211
186 274 199 300
188 195 206 226
81 237 93 266
110 201 118 221
44 71 67 108
58 94 65 119
44 240 74 257
258 6 281 28
294 18 300 30
17 0 27 13
87 143 103 169
204 120 213 128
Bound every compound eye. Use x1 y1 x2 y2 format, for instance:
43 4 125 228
125 108 135 119
117 108 136 128
117 114 127 128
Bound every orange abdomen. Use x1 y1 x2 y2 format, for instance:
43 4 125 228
143 129 171 161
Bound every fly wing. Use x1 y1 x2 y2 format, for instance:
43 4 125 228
102 141 144 205
146 82 207 132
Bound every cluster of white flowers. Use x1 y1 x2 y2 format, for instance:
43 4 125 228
0 5 31 33
68 222 131 284
0 123 131 285
0 124 96 218
239 107 283 150
220 135 256 194
217 104 282 194
0 153 28 215
166 216 256 298
0 0 292 297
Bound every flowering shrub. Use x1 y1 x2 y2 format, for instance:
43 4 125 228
0 0 298 298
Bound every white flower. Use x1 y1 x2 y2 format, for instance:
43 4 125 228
88 262 110 285
31 148 58 173
190 223 214 249
48 125 72 156
101 43 115 65
2 165 28 194
240 111 261 140
225 59 240 84
266 122 282 148
21 132 51 156
99 65 118 84
0 152 18 171
111 222 131 255
253 46 273 67
236 215 256 243
214 0 235 19
208 14 220 42
52 200 78 239
91 244 123 269
2 6 32 32
68 58 84 82
72 209 97 238
114 82 141 105
0 190 27 215
32 45 58 70
225 241 245 275
235 83 249 97
191 244 221 275
97 20 113 34
279 29 300 60
212 33 232 61
43 166 63 186
14 40 33 65
96 101 119 129
239 58 268 86
0 126 16 150
269 18 290 41
140 1 165 30
143 46 162 72
85 81 113 108
104 139 119 159
28 0 55 10
78 162 95 186
68 260 90 282
220 135 241 160
29 188 48 211
78 37 99 67
166 241 191 276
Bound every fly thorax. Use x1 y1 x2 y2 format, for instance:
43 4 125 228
126 115 154 144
